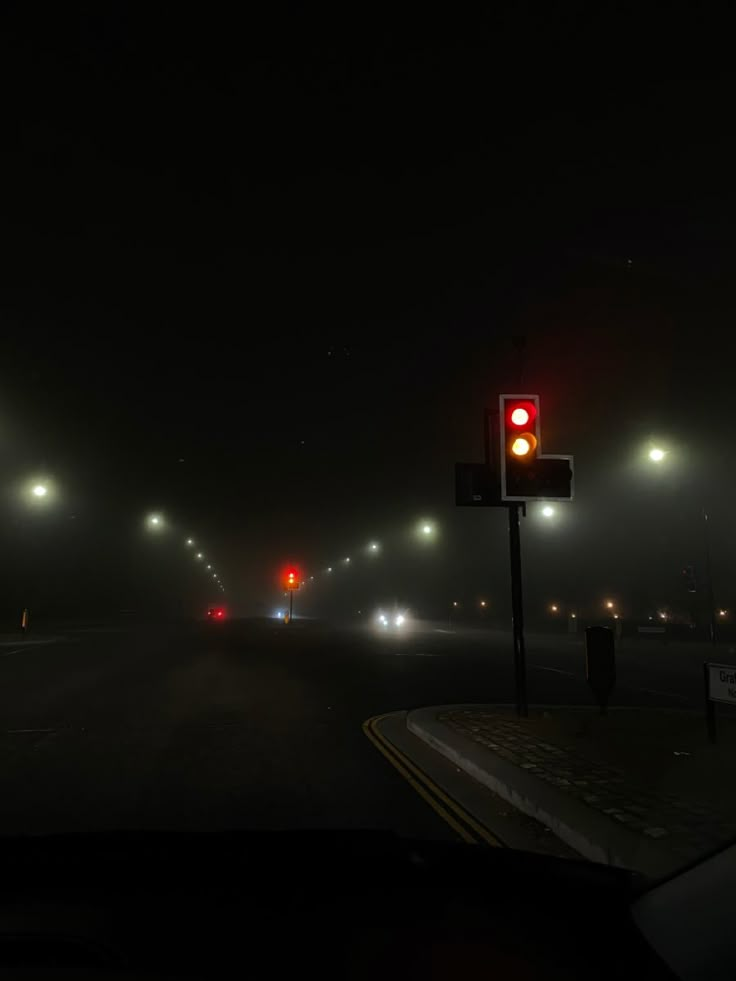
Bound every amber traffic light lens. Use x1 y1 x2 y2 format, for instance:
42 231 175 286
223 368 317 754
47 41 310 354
511 433 537 457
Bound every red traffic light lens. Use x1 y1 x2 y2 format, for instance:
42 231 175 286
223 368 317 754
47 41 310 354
507 400 537 428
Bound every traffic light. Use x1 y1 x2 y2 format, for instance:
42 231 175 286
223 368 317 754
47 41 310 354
682 566 697 593
499 394 573 502
283 566 301 590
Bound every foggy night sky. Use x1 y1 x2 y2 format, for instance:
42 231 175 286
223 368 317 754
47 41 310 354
0 7 734 620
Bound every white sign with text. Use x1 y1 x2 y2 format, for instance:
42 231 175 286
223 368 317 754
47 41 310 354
707 663 736 705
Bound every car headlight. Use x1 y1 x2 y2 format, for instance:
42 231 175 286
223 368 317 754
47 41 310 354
395 615 405 627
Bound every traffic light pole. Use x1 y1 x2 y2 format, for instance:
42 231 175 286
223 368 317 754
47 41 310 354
508 503 528 717
703 508 717 646
459 396 572 721
289 589 293 623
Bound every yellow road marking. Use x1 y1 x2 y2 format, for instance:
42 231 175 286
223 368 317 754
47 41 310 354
363 714 504 848
368 715 503 848
362 718 476 844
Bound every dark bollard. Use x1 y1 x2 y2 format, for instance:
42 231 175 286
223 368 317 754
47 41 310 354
585 626 616 714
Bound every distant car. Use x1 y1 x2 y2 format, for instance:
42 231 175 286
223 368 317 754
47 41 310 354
374 608 409 631
207 607 226 622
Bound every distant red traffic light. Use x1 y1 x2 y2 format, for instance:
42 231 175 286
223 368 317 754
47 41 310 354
282 566 301 590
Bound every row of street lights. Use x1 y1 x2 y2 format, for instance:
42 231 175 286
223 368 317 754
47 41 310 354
298 440 724 626
145 513 226 594
4 480 224 609
315 519 437 580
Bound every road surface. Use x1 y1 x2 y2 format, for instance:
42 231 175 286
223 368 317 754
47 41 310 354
0 617 713 838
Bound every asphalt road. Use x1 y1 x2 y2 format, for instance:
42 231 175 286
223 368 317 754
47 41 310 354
0 617 716 838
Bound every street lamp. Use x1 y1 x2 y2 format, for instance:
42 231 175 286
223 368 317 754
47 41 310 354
186 538 194 546
416 519 437 541
605 600 614 610
550 604 558 613
326 566 332 573
368 542 380 553
480 600 487 608
145 512 165 531
196 552 204 560
23 478 56 506
643 443 717 645
542 505 555 518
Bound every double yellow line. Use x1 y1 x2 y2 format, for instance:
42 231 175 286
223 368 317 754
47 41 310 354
362 714 503 847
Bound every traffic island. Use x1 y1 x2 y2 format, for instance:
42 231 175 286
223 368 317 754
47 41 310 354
407 705 736 878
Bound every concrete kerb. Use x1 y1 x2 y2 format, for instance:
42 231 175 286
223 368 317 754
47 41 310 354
407 706 675 878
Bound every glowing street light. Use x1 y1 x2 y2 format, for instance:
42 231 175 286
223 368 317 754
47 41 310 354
605 600 614 610
206 564 212 570
416 519 437 540
649 447 666 463
368 542 380 552
196 552 204 560
550 604 558 613
719 609 728 617
542 505 555 518
480 600 487 608
344 557 351 564
186 538 194 546
145 512 165 531
23 477 58 507
452 601 459 608
326 566 333 573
